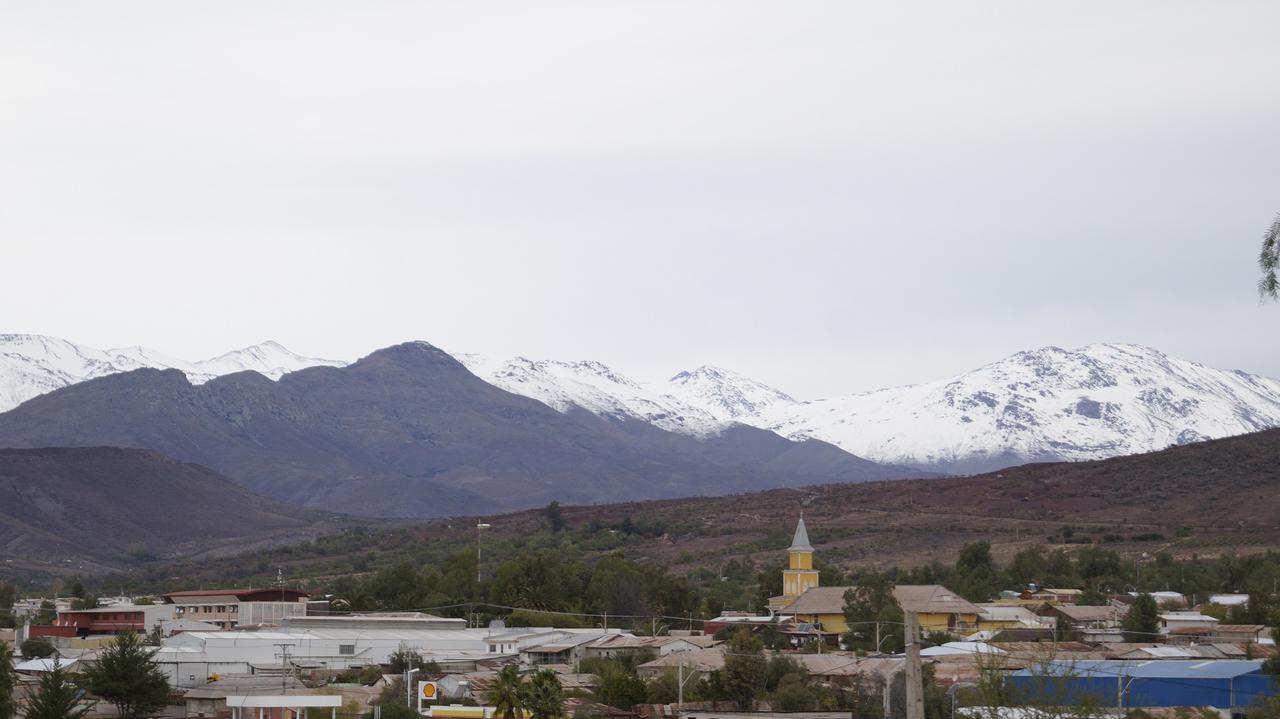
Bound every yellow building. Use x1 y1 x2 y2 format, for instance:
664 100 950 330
782 517 820 599
768 517 981 636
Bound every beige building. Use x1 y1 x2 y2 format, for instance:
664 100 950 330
161 588 310 629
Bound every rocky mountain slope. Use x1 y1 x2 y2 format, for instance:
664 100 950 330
0 334 343 411
0 447 328 574
0 342 915 518
143 427 1280 591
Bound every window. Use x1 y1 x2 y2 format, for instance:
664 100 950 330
339 645 355 656
229 605 238 613
215 606 226 613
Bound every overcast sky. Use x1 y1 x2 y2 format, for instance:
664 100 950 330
3 2 1279 398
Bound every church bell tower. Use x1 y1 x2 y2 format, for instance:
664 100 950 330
782 516 820 599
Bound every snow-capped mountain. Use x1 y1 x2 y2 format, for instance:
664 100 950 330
756 343 1280 473
667 365 796 420
0 334 344 412
7 334 1280 476
458 343 1280 475
458 355 732 436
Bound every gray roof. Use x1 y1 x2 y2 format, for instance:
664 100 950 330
790 517 813 551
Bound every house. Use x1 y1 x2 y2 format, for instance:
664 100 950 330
1208 594 1250 608
519 633 615 666
582 634 713 660
162 588 311 629
975 604 1053 632
1039 603 1128 631
636 647 725 679
1160 611 1219 635
11 597 73 621
27 603 176 639
1017 588 1083 605
14 657 84 675
1212 624 1269 643
703 613 792 636
1146 592 1188 609
182 675 310 718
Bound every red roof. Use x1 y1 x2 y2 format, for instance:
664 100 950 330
162 588 309 602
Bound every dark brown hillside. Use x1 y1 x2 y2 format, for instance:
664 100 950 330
153 427 1280 589
0 447 335 574
0 342 922 518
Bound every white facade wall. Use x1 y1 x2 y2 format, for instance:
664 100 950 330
155 629 497 688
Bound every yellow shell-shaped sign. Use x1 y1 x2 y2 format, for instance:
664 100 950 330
420 681 438 700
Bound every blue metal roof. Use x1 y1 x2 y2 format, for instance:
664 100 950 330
1013 659 1266 680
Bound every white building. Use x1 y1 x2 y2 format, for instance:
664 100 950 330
1160 611 1220 634
153 615 632 688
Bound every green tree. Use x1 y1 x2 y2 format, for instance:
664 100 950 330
1264 611 1280 676
0 642 16 719
20 637 55 659
522 668 565 719
953 541 998 602
721 629 767 709
771 674 817 711
544 502 567 533
644 669 682 704
595 661 646 709
842 575 904 653
24 659 88 719
488 665 526 719
33 601 56 627
1123 593 1160 643
83 632 171 719
387 646 425 674
1260 212 1280 299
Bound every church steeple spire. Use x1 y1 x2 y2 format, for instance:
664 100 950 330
789 516 813 552
780 515 820 601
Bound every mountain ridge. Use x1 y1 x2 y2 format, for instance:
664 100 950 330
0 341 916 518
0 334 344 411
6 334 1279 475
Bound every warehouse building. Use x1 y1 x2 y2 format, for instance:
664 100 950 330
1008 660 1278 711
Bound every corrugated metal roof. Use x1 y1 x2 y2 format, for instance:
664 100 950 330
1014 659 1265 679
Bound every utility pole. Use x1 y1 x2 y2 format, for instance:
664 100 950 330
904 611 925 719
273 643 295 693
476 523 491 584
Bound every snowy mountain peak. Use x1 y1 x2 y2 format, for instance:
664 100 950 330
667 364 796 419
194 340 345 380
0 335 346 412
758 343 1280 473
458 354 731 437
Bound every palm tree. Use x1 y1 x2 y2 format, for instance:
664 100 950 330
1260 212 1280 299
522 668 565 719
487 664 525 719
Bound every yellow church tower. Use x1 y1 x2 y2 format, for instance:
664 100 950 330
781 515 820 599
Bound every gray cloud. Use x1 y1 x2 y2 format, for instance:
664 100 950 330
2 1 1278 397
